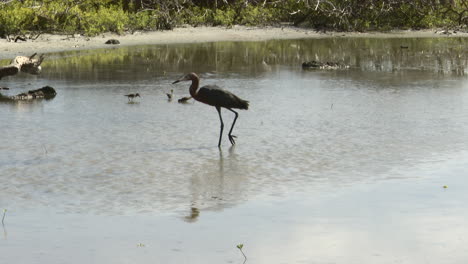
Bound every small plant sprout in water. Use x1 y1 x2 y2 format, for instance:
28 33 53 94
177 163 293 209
2 209 6 225
237 243 247 263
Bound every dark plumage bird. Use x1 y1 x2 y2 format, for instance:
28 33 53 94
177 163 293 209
124 93 140 102
173 72 249 147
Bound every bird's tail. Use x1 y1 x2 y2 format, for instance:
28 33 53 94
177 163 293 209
239 99 249 110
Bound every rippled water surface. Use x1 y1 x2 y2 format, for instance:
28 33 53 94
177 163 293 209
1 37 468 263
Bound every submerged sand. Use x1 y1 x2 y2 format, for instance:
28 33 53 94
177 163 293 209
1 26 466 59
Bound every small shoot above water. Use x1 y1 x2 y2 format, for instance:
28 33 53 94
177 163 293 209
237 243 247 263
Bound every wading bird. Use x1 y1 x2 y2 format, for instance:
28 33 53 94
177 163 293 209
173 72 249 147
124 93 140 102
166 89 173 100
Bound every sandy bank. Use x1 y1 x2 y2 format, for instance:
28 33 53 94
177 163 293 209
1 26 467 59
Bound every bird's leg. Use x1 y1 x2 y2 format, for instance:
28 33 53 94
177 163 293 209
216 106 224 148
227 108 238 145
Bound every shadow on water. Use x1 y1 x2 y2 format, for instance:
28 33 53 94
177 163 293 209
142 146 215 153
2 225 6 240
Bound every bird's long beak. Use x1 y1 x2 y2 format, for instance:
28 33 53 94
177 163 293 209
172 80 180 84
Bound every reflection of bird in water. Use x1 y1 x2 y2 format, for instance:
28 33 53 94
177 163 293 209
166 89 173 100
173 72 249 147
261 59 272 71
124 93 140 102
183 207 200 223
177 96 192 103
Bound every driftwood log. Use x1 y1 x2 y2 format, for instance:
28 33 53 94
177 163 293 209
0 53 45 79
0 53 57 102
0 86 56 101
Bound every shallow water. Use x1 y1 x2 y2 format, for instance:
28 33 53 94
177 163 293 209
1 37 468 263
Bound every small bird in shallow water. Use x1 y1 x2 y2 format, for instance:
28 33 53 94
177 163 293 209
166 89 174 100
172 72 249 147
124 93 140 102
177 96 192 103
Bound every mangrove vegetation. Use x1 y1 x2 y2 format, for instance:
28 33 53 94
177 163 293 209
0 0 467 39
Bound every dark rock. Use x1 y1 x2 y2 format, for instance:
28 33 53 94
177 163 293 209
105 39 120 45
302 60 349 70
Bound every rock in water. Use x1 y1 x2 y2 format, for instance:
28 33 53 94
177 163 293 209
302 60 349 70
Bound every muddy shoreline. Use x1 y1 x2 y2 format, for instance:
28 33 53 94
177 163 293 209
1 26 466 60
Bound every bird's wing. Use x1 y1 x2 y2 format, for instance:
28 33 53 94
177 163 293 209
197 85 248 109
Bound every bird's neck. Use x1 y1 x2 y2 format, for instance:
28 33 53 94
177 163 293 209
189 77 199 98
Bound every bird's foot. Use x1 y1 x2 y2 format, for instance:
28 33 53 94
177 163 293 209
228 135 237 145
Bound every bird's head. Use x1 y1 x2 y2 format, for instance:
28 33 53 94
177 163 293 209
172 72 198 84
135 93 140 97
